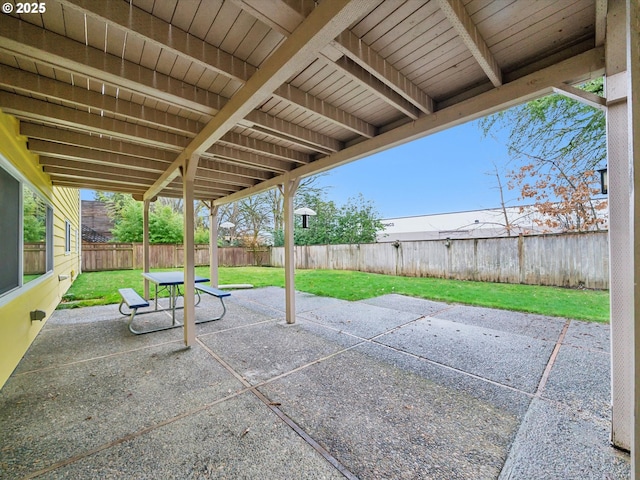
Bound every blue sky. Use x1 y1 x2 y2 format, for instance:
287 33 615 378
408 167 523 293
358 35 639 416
82 119 516 218
315 119 514 219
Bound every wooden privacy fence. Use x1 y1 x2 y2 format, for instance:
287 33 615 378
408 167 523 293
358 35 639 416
24 243 46 275
81 243 269 271
271 231 610 289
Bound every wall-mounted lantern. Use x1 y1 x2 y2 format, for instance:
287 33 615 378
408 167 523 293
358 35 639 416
294 207 316 228
598 168 608 195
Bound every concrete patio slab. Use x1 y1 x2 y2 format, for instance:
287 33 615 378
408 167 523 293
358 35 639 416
227 286 345 316
0 288 630 479
433 304 567 342
44 392 344 480
259 342 526 479
1 341 243 478
543 344 612 419
360 294 451 316
563 319 610 352
198 316 361 384
300 301 422 339
500 398 630 480
375 316 555 393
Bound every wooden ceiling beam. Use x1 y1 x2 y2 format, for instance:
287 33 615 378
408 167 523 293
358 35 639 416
245 110 342 153
219 131 311 165
194 168 257 188
32 140 171 173
46 168 157 188
0 20 341 158
57 0 256 83
235 0 433 116
332 56 420 120
595 0 607 47
50 176 151 192
163 182 233 196
40 154 254 191
0 15 224 117
437 0 502 87
41 158 160 181
58 0 371 143
273 84 376 138
0 93 188 150
208 144 292 173
165 179 236 196
197 157 273 181
0 65 203 137
145 0 375 200
332 30 435 114
20 123 177 162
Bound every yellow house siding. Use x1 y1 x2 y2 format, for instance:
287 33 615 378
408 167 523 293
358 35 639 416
0 110 81 388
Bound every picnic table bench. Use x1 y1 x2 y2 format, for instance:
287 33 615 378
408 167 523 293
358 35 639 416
118 288 152 335
195 284 231 322
117 278 231 335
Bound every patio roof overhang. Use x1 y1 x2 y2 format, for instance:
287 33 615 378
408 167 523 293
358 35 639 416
0 0 605 203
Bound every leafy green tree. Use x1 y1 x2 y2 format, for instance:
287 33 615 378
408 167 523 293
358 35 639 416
149 205 183 244
98 192 210 244
273 191 383 246
194 228 210 244
110 201 143 242
480 78 607 231
293 192 340 245
23 188 46 242
95 191 136 220
335 194 384 244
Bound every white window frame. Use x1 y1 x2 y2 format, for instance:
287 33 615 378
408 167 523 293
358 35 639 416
65 220 72 255
0 154 54 302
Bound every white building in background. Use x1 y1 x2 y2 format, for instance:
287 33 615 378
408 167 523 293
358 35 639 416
377 203 608 243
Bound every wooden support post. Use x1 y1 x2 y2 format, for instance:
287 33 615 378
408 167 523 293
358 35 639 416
143 199 150 300
629 0 640 473
606 0 632 453
182 154 199 346
283 177 300 324
209 202 219 288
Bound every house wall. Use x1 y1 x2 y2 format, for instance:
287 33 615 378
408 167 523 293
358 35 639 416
0 110 81 388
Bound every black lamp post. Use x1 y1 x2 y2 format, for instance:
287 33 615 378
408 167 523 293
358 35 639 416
598 168 608 195
220 221 235 245
294 207 316 228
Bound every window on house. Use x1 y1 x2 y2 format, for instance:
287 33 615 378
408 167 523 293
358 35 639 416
0 166 20 295
65 220 72 254
0 158 54 296
23 185 50 283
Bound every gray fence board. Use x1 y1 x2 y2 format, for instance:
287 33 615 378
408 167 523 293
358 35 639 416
271 231 609 289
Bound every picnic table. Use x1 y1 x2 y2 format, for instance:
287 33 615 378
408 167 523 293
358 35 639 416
142 271 208 324
118 272 231 335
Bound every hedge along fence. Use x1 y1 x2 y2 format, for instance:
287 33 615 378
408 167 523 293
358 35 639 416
81 243 269 271
271 231 610 289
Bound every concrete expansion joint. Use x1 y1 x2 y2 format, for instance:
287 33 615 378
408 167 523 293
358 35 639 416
194 337 358 479
535 319 571 398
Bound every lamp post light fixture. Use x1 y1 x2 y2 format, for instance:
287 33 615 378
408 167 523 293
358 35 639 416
220 221 235 244
294 207 316 228
598 168 608 195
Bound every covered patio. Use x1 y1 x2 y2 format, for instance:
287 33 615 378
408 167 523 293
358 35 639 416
0 289 630 478
0 0 639 476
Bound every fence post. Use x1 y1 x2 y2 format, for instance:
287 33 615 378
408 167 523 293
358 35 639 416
518 234 525 284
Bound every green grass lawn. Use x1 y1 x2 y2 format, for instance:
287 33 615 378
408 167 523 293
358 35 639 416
59 266 609 322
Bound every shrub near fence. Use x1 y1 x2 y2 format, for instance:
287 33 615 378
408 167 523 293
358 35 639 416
81 243 269 271
271 231 610 289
